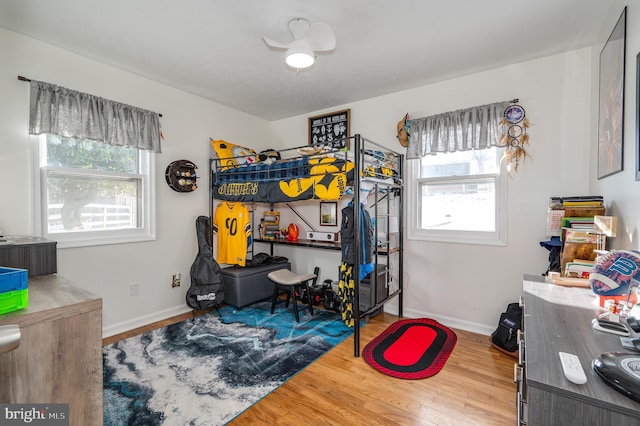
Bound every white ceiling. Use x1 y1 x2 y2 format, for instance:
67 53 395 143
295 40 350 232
0 0 614 121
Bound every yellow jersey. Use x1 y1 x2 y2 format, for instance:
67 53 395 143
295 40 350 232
212 202 251 266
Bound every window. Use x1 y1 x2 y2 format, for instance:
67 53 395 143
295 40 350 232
407 147 506 245
34 134 155 248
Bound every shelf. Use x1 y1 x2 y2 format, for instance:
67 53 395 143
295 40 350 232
255 238 399 255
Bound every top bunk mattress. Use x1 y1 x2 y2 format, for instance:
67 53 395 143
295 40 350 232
211 157 355 202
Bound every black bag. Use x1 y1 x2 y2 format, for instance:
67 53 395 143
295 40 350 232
186 216 225 312
490 303 522 353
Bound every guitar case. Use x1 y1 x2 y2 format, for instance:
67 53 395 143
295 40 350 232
186 216 225 316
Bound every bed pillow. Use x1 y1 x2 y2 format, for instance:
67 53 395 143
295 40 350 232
210 139 257 167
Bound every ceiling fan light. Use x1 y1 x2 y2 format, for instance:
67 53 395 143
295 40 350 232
285 47 315 69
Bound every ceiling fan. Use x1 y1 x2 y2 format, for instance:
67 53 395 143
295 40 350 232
263 18 336 69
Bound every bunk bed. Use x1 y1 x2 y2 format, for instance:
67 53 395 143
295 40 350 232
209 134 404 356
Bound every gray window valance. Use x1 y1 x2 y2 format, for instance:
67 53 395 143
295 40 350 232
29 80 162 153
406 100 509 159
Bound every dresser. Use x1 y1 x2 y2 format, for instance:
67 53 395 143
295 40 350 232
0 274 103 426
517 276 640 425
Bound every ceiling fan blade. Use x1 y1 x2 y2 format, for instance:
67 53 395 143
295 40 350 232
305 22 336 52
262 36 293 50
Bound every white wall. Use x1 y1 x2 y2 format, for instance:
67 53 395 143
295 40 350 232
590 2 640 251
4 11 631 336
273 49 593 334
0 28 273 336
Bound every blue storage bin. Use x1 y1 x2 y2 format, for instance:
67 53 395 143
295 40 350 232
0 267 28 293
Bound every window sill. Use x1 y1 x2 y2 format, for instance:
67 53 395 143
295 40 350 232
53 234 156 249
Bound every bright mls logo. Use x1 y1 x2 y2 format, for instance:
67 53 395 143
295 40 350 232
0 404 68 425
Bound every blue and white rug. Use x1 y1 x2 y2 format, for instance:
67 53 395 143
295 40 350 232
103 301 352 425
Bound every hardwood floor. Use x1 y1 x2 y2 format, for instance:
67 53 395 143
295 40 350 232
103 309 517 425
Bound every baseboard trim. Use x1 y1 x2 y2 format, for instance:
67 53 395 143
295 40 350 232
103 305 192 338
104 303 495 339
383 305 494 336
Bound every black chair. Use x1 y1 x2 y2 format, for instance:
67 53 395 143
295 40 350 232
268 266 319 322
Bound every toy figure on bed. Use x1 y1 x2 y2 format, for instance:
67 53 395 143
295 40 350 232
212 201 252 267
338 201 375 327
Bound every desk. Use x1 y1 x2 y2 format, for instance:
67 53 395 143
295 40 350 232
254 238 398 254
254 238 341 253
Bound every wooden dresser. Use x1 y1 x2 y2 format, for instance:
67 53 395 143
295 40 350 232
517 276 640 425
0 274 103 426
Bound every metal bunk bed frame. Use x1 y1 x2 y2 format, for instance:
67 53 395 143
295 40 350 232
209 133 404 357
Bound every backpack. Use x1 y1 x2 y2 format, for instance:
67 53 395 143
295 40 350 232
186 216 225 314
490 302 522 354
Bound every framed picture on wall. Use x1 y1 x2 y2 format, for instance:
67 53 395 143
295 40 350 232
320 202 338 226
636 52 640 181
308 109 350 150
597 7 626 179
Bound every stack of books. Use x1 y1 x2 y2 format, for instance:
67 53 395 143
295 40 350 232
546 196 605 237
562 196 605 217
546 196 606 280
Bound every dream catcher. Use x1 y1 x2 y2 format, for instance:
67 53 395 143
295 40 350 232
499 100 530 173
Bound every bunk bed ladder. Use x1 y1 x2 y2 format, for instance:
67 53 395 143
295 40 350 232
352 135 404 357
353 134 363 357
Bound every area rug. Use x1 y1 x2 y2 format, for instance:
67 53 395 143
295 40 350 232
103 301 353 425
362 318 457 379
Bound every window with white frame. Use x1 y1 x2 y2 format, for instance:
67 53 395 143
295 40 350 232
28 79 160 248
406 100 510 245
407 146 507 245
34 134 155 248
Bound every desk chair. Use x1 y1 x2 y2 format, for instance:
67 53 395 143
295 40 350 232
268 267 319 322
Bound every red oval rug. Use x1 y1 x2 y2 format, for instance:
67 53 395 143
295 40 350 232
362 318 457 379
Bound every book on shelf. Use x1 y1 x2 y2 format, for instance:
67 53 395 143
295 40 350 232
560 240 598 274
563 206 606 217
562 201 603 207
548 195 604 208
561 216 594 229
546 209 565 236
563 229 599 243
560 195 604 202
549 197 564 210
560 221 597 241
564 261 594 279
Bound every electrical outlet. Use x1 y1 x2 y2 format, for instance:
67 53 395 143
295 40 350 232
172 273 181 287
130 282 139 296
